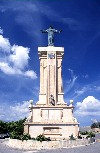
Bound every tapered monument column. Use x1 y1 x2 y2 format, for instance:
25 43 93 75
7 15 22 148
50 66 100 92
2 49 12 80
37 46 65 106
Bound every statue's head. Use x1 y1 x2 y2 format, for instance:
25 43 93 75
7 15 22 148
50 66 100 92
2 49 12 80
70 100 74 105
49 25 53 29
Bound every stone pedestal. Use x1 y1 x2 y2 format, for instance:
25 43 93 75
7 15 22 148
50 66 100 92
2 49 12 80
24 105 79 139
24 46 79 140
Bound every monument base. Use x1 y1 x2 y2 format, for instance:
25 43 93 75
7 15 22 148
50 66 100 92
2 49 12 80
24 105 79 140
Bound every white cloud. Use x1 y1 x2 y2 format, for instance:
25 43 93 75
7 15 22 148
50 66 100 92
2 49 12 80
0 62 37 79
75 96 100 116
83 74 89 78
64 69 77 94
10 45 29 70
74 87 88 97
91 118 98 123
95 86 100 91
24 70 37 79
0 62 22 75
0 27 3 34
11 101 30 116
0 101 30 121
0 35 11 52
68 69 78 88
0 32 37 79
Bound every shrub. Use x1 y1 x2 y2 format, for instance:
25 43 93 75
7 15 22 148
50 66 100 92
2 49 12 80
69 134 76 140
10 132 31 141
80 131 88 135
45 137 51 141
86 132 95 138
20 134 31 141
31 137 36 140
78 135 82 139
10 131 21 139
36 134 51 142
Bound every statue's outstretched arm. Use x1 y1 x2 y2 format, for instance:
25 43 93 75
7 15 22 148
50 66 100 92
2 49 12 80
54 29 62 33
40 30 48 33
57 30 62 33
59 30 62 33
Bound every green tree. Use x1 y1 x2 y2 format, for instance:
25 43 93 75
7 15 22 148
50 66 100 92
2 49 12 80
91 122 100 129
7 118 26 136
0 120 8 134
7 118 26 135
0 118 26 135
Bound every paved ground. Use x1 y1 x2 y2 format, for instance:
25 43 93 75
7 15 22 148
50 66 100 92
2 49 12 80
39 142 100 153
0 139 100 153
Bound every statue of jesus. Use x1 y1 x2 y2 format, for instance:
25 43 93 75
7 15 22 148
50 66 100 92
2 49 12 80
41 26 62 46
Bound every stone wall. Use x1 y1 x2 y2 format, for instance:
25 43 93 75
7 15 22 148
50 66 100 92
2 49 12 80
26 124 79 139
5 139 93 150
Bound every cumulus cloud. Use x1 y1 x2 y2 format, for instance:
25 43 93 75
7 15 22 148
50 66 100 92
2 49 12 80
0 101 30 121
9 45 30 70
75 96 100 116
24 70 37 79
0 61 37 79
0 27 3 34
0 62 21 75
0 35 11 52
0 32 37 79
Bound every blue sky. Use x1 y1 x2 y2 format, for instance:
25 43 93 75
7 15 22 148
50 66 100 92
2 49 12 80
0 0 100 126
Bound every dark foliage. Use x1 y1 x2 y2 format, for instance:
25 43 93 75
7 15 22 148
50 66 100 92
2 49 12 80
0 118 26 136
0 118 32 140
69 134 76 140
86 132 95 138
78 135 82 139
10 132 31 141
80 131 88 135
91 122 100 129
7 118 26 135
0 120 8 134
20 133 31 141
36 134 51 142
